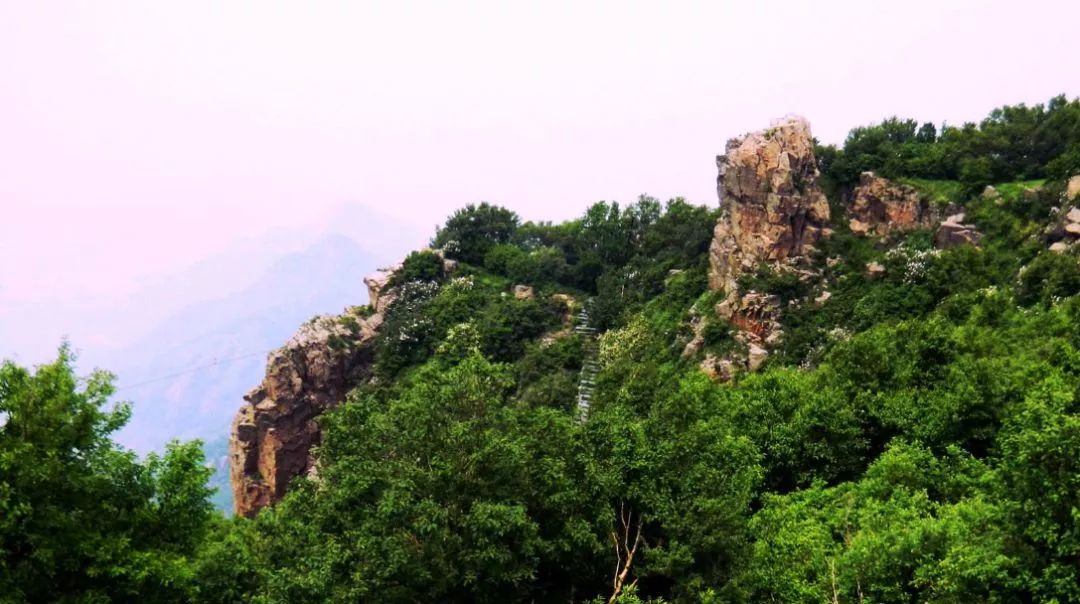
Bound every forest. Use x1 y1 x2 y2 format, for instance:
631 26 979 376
3 95 1080 603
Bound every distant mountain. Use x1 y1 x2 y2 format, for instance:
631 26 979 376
109 234 381 453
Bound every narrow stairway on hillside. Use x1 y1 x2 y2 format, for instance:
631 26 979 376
575 300 599 420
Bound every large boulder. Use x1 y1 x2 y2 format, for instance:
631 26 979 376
229 311 380 517
934 213 982 249
512 284 535 300
708 116 831 293
847 172 925 236
1046 205 1080 252
1068 175 1080 202
363 264 402 314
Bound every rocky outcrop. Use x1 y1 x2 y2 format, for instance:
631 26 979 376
513 284 535 300
699 354 735 382
703 116 830 376
1068 175 1080 202
230 310 381 517
847 172 926 236
934 213 982 249
363 264 402 314
708 115 831 294
230 261 411 517
716 291 782 346
1047 205 1080 253
866 261 886 279
231 252 464 517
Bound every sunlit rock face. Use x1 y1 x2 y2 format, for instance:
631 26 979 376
230 252 461 516
708 115 831 294
705 116 831 375
229 311 380 517
847 171 926 236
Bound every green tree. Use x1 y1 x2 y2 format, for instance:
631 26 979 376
0 345 213 603
434 202 520 264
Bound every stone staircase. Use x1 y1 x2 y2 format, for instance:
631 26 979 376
575 301 599 418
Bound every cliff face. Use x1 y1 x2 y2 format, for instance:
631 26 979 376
229 312 380 516
229 265 399 517
708 115 831 294
704 117 830 374
847 171 925 236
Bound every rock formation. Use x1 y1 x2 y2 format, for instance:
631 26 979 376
230 252 462 517
229 310 381 517
1068 175 1080 202
708 115 831 294
1047 205 1080 253
934 213 982 249
513 284 535 300
847 172 926 236
363 264 402 314
705 116 830 374
230 263 407 517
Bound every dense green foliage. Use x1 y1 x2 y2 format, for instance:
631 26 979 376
434 202 521 265
0 346 213 603
819 94 1080 191
6 96 1080 602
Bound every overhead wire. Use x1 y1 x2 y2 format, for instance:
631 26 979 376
113 349 273 392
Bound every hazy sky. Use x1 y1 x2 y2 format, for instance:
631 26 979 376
3 1 1079 361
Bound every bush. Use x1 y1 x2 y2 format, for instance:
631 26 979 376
1017 252 1080 307
484 243 568 286
434 203 520 264
389 250 446 286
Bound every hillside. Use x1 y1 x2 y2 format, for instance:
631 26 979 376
4 95 1080 602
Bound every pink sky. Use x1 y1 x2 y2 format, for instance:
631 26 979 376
3 0 1079 360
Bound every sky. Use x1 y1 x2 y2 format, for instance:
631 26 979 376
2 0 1079 363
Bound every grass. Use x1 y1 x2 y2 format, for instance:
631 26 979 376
897 178 967 205
993 179 1046 202
897 178 1047 206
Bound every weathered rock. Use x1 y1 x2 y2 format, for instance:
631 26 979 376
363 264 402 314
848 219 871 235
230 311 380 517
699 354 735 382
539 294 576 346
1068 176 1080 202
728 292 782 344
747 343 769 372
513 284 535 300
814 290 832 305
682 309 706 358
847 172 926 236
934 213 982 249
1044 206 1080 250
866 262 886 278
708 115 831 293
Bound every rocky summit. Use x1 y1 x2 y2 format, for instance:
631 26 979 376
707 115 831 294
229 294 385 516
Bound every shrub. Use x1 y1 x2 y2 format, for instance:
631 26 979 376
389 250 446 286
434 203 520 264
1017 252 1080 307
